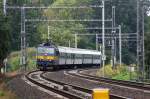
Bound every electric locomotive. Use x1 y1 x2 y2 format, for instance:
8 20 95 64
36 41 102 70
36 42 59 70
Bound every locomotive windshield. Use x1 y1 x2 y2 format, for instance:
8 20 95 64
37 47 55 54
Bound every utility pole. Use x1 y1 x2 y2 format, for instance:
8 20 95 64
3 0 6 16
4 58 7 73
102 0 106 77
137 0 140 81
75 34 77 48
69 40 71 48
137 0 145 81
20 7 27 71
96 34 98 50
119 25 122 67
142 3 145 81
111 6 116 69
100 44 102 67
48 26 50 40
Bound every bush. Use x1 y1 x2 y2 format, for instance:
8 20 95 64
8 57 20 71
0 91 4 96
96 64 136 80
7 47 36 71
97 64 116 78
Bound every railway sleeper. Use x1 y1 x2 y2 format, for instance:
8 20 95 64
63 85 73 91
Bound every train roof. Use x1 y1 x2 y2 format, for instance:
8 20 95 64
58 46 101 55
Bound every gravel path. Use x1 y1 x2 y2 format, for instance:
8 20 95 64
44 70 104 89
7 75 62 99
80 69 98 76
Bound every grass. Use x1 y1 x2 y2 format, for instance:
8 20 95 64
7 47 37 71
0 74 18 99
0 83 17 99
97 64 137 81
0 91 4 96
0 73 18 98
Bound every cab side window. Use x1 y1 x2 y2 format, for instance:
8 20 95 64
56 50 59 56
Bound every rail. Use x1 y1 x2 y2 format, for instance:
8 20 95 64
26 70 83 99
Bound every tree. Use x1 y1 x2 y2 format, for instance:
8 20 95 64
37 0 93 48
0 0 11 72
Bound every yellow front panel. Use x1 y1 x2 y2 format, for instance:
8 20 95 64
92 89 109 99
37 56 44 59
37 56 58 60
46 56 58 60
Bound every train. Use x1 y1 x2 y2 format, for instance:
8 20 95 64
36 41 102 70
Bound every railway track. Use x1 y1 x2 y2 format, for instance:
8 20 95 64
25 70 83 99
65 69 150 99
71 69 150 91
41 71 128 99
26 70 128 99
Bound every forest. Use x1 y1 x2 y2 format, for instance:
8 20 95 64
0 0 150 72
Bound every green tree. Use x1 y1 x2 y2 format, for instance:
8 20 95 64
0 0 11 72
145 16 150 65
38 0 93 47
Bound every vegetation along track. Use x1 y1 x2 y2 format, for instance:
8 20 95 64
76 69 150 91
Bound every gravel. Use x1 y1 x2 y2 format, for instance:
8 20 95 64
44 70 103 89
7 75 61 99
80 69 98 76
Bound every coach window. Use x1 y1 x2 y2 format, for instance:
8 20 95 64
71 54 73 59
62 53 64 58
64 53 67 59
78 54 81 59
68 53 70 59
75 54 78 59
86 55 88 59
85 54 87 59
75 54 77 59
66 53 68 58
78 54 80 59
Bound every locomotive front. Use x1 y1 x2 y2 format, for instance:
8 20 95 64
36 44 58 70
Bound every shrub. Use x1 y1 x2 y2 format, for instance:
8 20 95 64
96 64 135 80
0 91 4 96
7 47 36 71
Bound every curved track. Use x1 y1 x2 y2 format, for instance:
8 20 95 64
25 70 83 99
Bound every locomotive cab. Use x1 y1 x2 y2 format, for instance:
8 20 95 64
36 42 59 70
